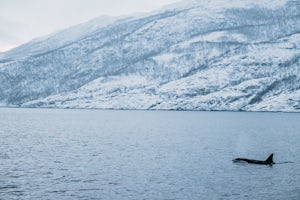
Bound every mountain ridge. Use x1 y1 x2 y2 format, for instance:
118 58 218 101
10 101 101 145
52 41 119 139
1 0 300 112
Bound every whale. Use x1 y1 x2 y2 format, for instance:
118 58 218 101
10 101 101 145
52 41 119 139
233 153 275 166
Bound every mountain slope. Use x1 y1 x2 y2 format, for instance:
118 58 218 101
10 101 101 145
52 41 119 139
1 0 300 112
0 16 124 61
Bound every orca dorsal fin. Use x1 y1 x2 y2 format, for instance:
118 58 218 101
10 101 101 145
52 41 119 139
265 153 274 164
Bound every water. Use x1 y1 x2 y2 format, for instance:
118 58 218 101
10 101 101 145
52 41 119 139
0 108 299 200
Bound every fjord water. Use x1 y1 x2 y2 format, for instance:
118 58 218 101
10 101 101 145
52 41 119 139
0 108 299 200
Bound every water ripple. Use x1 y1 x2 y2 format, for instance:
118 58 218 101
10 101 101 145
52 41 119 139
0 108 299 200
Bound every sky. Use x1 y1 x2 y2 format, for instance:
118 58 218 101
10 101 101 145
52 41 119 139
0 0 181 52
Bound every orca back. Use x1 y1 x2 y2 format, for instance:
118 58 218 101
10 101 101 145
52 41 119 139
265 153 274 164
233 153 275 165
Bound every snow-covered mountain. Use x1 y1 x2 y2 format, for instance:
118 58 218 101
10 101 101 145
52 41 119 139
0 0 300 112
0 16 123 61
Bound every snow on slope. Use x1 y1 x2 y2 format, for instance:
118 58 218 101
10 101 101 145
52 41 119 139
1 0 300 112
248 90 300 112
23 31 300 112
0 16 120 61
155 33 300 111
23 75 161 109
161 0 287 11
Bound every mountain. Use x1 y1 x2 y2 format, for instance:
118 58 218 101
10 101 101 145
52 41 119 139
0 0 300 112
0 15 124 61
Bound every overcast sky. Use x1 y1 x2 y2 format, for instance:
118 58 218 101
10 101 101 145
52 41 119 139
0 0 181 52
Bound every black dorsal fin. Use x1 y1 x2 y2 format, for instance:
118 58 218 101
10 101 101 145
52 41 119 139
265 153 274 164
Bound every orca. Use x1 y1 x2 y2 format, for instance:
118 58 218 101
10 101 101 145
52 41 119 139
233 153 275 166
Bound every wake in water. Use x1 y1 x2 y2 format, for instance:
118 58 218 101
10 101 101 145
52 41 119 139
275 161 294 165
233 161 294 165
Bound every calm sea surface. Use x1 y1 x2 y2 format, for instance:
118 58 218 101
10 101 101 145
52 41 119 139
0 108 299 199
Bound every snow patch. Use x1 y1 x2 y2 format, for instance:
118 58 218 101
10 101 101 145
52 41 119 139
177 31 249 48
153 53 175 64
